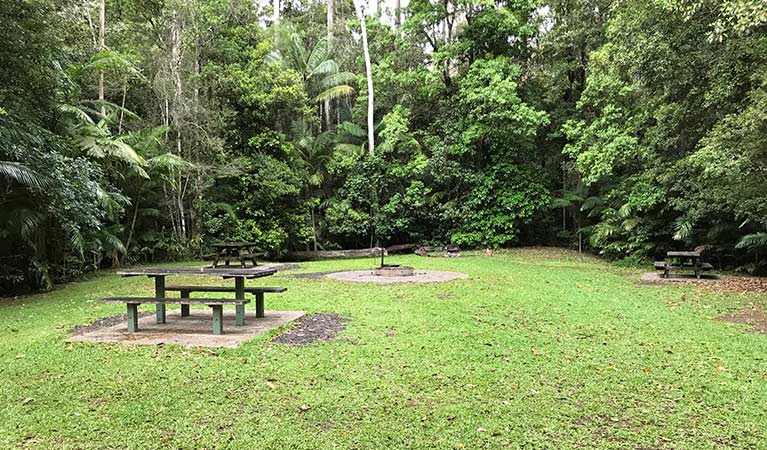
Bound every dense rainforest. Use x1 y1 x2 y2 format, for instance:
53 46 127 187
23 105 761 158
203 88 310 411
1 0 765 291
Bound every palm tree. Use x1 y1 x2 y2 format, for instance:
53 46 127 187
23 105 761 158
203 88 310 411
269 25 355 130
294 121 335 252
58 104 148 179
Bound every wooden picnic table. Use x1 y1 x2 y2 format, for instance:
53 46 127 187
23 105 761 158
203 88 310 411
208 241 263 268
661 250 712 279
116 266 277 333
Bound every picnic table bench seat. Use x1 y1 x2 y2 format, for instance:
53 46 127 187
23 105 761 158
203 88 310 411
101 297 250 335
654 261 713 271
164 285 287 318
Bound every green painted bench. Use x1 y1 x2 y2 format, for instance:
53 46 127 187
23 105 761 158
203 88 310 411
101 297 250 335
164 285 287 318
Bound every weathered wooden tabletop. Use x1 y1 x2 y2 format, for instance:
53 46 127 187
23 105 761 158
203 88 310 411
210 242 259 249
667 251 701 258
117 266 276 279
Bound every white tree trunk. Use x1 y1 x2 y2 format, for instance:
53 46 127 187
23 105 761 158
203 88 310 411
394 0 401 28
324 0 334 129
98 0 105 117
273 0 280 24
353 0 375 155
170 10 187 241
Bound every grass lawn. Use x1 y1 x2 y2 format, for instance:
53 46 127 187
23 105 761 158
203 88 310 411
1 248 766 449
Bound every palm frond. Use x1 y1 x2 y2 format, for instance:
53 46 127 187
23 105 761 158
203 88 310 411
317 72 357 91
0 161 52 190
736 232 767 250
672 219 693 241
580 196 604 211
310 59 339 78
314 85 355 102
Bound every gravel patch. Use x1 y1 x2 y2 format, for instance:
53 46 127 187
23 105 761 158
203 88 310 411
272 313 347 345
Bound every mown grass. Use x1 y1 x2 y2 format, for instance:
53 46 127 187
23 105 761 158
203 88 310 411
1 248 766 449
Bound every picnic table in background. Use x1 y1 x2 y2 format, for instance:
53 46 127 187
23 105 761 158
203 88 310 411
207 242 265 268
105 266 282 335
654 250 714 279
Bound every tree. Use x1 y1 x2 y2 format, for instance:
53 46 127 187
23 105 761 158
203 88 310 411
352 0 375 155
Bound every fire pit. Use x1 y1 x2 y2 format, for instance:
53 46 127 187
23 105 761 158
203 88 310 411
374 265 415 277
374 248 415 277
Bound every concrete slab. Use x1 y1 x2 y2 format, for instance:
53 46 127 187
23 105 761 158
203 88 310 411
69 309 304 348
639 272 722 283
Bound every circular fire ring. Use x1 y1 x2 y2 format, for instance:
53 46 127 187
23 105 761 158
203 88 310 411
325 269 469 283
373 265 415 277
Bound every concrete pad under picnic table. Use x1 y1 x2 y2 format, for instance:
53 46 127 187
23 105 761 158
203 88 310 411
69 309 305 348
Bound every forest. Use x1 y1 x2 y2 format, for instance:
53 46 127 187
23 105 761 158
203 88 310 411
1 0 766 291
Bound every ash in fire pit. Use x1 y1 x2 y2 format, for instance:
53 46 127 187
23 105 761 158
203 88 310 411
375 248 415 277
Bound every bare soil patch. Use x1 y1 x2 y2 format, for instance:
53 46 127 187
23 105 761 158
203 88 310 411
718 305 767 335
70 312 153 335
272 313 347 345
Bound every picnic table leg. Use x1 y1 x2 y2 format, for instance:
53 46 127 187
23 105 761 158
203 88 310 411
211 305 224 335
127 303 139 332
155 275 166 324
249 246 258 267
180 289 190 317
212 251 220 268
255 292 265 318
235 277 245 326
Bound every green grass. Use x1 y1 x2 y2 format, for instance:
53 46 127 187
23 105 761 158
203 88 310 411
1 248 766 449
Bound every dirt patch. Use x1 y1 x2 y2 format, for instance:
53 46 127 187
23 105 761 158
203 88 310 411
718 305 767 335
273 263 301 272
272 313 347 345
703 276 767 295
70 312 153 335
637 272 767 295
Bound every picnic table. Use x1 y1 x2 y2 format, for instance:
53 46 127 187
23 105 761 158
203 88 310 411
107 266 284 335
655 250 714 279
208 242 264 268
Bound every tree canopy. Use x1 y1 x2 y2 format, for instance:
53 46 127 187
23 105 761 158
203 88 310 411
2 0 766 290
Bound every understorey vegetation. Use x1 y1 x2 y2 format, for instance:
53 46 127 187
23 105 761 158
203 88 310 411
2 0 766 291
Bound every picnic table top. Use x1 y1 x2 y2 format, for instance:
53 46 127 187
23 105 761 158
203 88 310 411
210 242 260 248
117 266 276 279
667 251 701 257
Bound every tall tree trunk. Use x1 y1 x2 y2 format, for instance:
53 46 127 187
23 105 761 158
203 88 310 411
324 0 334 130
354 0 375 156
170 10 187 242
311 205 318 253
394 0 401 28
273 0 280 24
98 0 105 117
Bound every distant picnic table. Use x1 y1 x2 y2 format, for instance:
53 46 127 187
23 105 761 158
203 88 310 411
208 241 265 268
104 266 285 335
655 250 713 279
